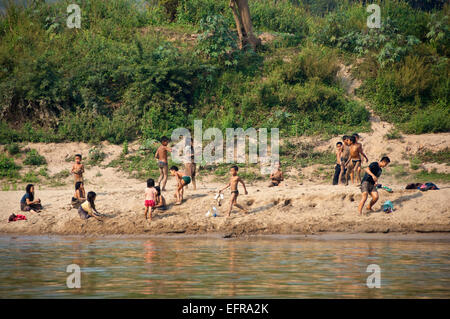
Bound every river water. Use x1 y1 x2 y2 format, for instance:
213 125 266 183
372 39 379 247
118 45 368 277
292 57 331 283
0 235 449 298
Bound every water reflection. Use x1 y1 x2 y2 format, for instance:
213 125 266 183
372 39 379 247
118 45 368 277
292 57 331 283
0 236 449 298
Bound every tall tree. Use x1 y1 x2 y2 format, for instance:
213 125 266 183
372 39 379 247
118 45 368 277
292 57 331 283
229 0 261 50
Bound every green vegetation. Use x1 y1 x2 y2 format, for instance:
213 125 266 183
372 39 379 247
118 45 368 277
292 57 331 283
0 153 20 178
384 129 403 140
22 171 40 183
122 140 129 155
280 140 335 168
415 168 450 183
52 169 71 180
23 149 47 166
87 146 107 166
6 143 21 155
417 148 450 165
0 0 447 147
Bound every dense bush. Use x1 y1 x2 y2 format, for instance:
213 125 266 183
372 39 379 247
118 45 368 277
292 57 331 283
24 149 47 166
0 0 447 143
0 154 20 178
196 14 240 66
6 143 21 155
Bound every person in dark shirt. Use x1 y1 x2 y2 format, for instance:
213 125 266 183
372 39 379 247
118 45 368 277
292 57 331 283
20 184 43 213
358 157 390 215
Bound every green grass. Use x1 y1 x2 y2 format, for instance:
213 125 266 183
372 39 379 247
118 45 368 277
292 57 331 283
280 140 335 169
384 129 403 140
22 171 40 183
52 169 70 179
0 153 21 179
409 156 422 170
415 169 450 183
417 148 450 165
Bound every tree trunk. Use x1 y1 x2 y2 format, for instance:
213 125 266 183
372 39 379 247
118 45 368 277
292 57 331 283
229 0 245 49
229 0 261 50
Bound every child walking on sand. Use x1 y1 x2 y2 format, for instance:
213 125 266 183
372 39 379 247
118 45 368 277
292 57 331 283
358 156 390 215
78 191 102 221
144 179 157 221
219 165 248 217
268 161 283 187
155 136 172 191
170 166 190 205
71 154 85 185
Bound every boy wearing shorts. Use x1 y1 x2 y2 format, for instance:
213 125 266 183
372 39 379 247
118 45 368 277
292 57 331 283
358 157 390 215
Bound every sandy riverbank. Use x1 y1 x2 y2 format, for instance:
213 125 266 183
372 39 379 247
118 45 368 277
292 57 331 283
1 179 449 237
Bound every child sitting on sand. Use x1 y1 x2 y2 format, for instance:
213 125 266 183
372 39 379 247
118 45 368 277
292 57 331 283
20 184 43 213
154 186 167 210
268 161 283 187
358 156 390 215
144 179 157 221
78 191 102 221
155 136 172 191
170 166 190 205
71 181 86 209
219 165 248 217
71 154 85 185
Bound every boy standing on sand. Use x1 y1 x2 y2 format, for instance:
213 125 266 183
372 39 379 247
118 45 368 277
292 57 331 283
332 142 343 185
144 179 157 221
184 137 197 190
219 165 248 217
351 133 368 184
71 154 85 185
155 136 172 191
339 136 350 184
170 166 191 205
358 156 390 215
345 135 368 185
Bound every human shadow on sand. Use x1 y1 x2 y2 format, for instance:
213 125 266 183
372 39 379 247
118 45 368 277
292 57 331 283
246 203 275 214
392 192 423 207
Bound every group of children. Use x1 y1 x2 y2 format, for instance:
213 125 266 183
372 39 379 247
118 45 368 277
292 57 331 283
332 133 391 215
333 133 368 186
16 132 389 221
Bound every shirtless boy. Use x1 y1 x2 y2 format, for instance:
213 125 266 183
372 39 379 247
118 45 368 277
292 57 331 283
155 136 172 191
345 135 368 185
338 136 350 184
219 166 248 217
169 166 191 205
351 133 368 184
71 154 85 185
268 161 283 187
